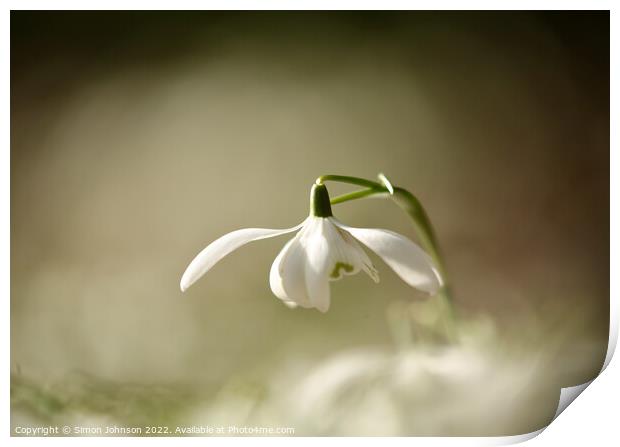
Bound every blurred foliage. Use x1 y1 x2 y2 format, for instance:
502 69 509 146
12 370 205 433
11 306 607 436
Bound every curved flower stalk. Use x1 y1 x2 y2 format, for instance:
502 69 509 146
180 182 443 313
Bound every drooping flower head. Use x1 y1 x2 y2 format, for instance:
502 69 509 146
181 182 442 312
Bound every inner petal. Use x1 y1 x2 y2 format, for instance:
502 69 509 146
333 223 379 283
330 261 355 280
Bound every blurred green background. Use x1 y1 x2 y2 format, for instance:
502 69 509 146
11 11 609 435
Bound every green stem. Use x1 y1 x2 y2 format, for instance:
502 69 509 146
390 187 446 280
330 188 384 205
316 175 385 191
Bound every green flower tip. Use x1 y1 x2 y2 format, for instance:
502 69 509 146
310 183 333 217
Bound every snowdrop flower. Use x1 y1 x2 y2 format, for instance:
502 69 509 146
180 183 442 312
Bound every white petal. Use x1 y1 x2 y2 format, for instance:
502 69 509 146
299 218 381 312
333 222 442 294
305 260 331 313
331 219 379 283
269 235 312 308
302 219 332 312
269 238 295 300
180 220 306 292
